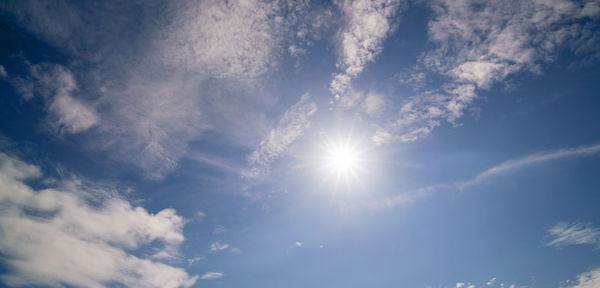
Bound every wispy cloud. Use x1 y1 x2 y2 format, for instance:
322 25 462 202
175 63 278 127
295 241 303 247
187 256 205 266
210 242 230 252
386 144 600 207
461 144 600 188
330 0 403 105
546 222 600 248
0 0 320 179
200 272 224 280
0 153 197 287
375 0 600 144
452 277 518 288
3 62 98 134
244 93 317 178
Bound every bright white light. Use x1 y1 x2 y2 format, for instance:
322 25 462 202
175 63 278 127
310 129 373 191
330 145 358 173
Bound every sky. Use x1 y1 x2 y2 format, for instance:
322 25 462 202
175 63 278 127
0 0 600 287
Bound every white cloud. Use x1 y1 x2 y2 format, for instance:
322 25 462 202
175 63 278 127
48 93 99 134
4 62 99 134
0 153 197 287
244 93 318 178
200 272 224 280
330 0 403 104
461 144 600 188
230 247 242 254
362 92 386 116
158 0 282 82
187 256 204 266
210 242 230 252
378 0 600 143
295 241 303 247
0 65 7 78
546 222 600 248
565 267 600 288
1 0 309 179
386 143 600 207
456 282 465 288
213 225 228 235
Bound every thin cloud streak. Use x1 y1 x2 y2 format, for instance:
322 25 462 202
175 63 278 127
386 144 600 207
244 93 317 178
460 144 600 188
546 222 600 248
200 272 224 280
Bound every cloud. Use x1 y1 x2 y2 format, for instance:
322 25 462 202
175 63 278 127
200 272 224 280
362 91 386 116
0 65 7 78
546 222 600 248
48 92 99 134
244 93 318 178
386 143 600 207
0 152 197 287
213 225 228 235
456 283 465 288
187 256 204 266
295 241 303 247
377 0 600 143
1 0 313 179
230 247 242 254
330 0 403 104
564 267 600 288
3 62 99 134
157 0 282 81
461 144 600 188
210 242 230 252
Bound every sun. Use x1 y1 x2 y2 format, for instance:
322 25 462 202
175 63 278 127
329 144 358 174
306 128 374 191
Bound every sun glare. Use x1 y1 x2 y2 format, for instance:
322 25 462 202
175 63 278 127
330 145 358 173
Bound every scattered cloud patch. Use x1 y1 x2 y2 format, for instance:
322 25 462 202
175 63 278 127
3 62 98 134
187 256 204 266
295 241 303 247
213 225 228 235
546 222 600 248
210 242 230 252
563 267 600 288
376 0 600 143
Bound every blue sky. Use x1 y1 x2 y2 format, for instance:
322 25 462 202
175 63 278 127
1 0 600 287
